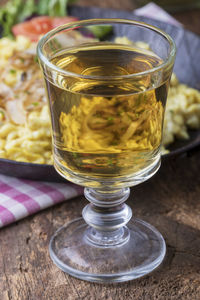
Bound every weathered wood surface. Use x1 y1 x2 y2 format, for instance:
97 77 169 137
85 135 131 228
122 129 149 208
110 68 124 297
1 152 200 300
0 1 200 299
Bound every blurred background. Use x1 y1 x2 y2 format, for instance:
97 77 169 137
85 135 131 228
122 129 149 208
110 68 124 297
77 0 200 35
1 0 200 34
78 0 200 11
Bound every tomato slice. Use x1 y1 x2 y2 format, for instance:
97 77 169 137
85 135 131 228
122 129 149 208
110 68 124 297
12 16 78 42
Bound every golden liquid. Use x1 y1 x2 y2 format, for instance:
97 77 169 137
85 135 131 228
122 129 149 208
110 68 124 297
45 43 169 179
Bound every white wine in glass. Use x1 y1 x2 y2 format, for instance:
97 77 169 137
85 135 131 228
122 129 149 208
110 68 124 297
38 19 176 283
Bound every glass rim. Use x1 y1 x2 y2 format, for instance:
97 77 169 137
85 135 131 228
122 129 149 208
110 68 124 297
37 18 176 80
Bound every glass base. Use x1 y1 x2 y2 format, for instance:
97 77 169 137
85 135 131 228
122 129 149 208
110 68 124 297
49 218 166 283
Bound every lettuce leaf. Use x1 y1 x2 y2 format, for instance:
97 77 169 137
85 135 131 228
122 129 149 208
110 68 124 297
0 0 36 37
0 0 76 37
87 25 113 39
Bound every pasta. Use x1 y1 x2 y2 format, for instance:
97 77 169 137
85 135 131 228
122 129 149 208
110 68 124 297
59 92 163 153
0 105 52 163
163 73 200 147
0 36 52 164
0 35 200 164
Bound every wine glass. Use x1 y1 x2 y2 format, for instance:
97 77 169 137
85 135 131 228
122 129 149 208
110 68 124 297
37 19 176 283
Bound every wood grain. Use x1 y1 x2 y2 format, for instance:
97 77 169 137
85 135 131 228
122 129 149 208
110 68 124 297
0 1 200 299
0 152 200 300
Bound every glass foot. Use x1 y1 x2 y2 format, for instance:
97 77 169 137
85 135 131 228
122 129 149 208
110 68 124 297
49 218 166 283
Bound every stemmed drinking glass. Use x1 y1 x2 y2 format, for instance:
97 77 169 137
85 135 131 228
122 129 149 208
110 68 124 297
37 19 176 283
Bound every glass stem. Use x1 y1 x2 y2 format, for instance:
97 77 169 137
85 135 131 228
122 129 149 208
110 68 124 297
83 187 132 246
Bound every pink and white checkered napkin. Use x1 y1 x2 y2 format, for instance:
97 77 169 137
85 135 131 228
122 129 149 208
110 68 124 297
0 174 83 228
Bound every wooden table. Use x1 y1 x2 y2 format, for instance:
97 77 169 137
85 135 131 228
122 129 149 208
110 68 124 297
1 1 200 299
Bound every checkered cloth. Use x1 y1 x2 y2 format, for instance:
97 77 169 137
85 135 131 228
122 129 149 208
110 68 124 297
0 174 83 228
0 2 180 228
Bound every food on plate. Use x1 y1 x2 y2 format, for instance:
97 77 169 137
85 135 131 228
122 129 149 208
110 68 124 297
163 73 200 147
114 37 200 153
0 36 52 164
0 32 200 164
